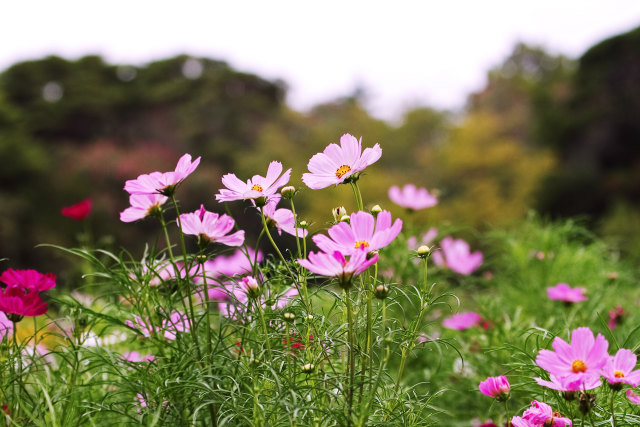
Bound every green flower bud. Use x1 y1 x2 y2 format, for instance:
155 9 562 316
281 186 296 199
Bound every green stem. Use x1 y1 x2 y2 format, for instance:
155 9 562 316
350 182 364 211
504 400 510 425
288 198 302 259
346 287 355 424
12 321 20 418
610 389 617 427
255 297 273 359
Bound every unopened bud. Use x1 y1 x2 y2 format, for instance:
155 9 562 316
367 250 379 260
340 215 350 224
241 276 260 298
370 205 382 217
332 206 347 222
374 284 389 299
281 186 296 199
253 196 267 207
298 220 309 229
306 314 314 320
301 363 315 373
283 312 295 321
417 245 430 257
195 254 208 263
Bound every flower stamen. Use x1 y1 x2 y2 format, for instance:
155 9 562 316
614 370 625 378
251 184 264 192
335 165 351 179
571 359 587 373
354 240 370 249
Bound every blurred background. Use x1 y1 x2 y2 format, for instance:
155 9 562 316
2 1 640 276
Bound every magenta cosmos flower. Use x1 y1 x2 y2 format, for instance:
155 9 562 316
301 133 382 189
547 283 587 303
262 195 308 238
536 327 609 387
519 401 572 427
313 210 402 255
432 237 483 275
534 373 601 392
179 205 245 247
0 268 56 292
442 311 481 330
478 376 510 399
215 161 291 203
0 285 48 318
298 249 378 289
124 153 201 196
61 198 92 220
388 184 438 210
602 348 640 387
627 389 640 404
120 193 168 223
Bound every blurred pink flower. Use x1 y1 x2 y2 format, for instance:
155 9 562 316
442 312 481 330
61 198 92 220
407 228 438 251
125 315 153 338
298 249 378 289
608 305 625 330
0 268 56 292
522 401 572 427
206 248 262 278
534 373 601 392
179 205 245 247
120 193 168 222
388 184 437 210
547 283 587 303
0 312 12 339
536 327 608 387
627 389 640 404
510 416 534 427
0 285 48 318
478 376 510 399
432 237 483 275
313 210 402 255
262 195 308 238
123 351 155 363
124 153 200 196
216 161 291 203
602 348 640 387
302 133 382 189
162 311 190 340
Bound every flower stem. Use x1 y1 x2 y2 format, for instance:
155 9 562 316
350 182 364 211
610 389 617 427
346 286 356 425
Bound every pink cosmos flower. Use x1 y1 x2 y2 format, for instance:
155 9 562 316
206 248 262 278
547 283 587 303
478 376 510 398
627 389 640 404
179 205 245 246
442 312 481 330
61 198 92 220
298 249 378 289
432 237 483 275
407 228 438 251
262 195 308 238
124 153 201 195
388 184 438 210
215 161 291 203
534 373 601 392
126 315 153 338
123 351 155 363
0 285 48 318
602 348 640 387
522 401 572 427
313 210 402 255
0 268 56 292
162 311 190 340
536 327 609 387
120 193 168 223
608 305 625 330
510 416 534 427
0 312 13 339
302 133 382 189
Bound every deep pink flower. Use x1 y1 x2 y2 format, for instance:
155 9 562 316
388 184 437 210
302 134 382 189
216 161 291 203
179 205 245 246
262 195 308 238
534 373 601 392
442 312 481 330
510 416 534 427
432 237 483 275
0 285 48 317
522 401 572 427
313 210 402 255
61 198 92 220
124 153 201 195
627 389 640 404
547 283 587 303
536 327 609 387
120 193 168 222
608 305 625 330
602 348 640 387
298 249 378 288
0 268 56 292
478 376 510 399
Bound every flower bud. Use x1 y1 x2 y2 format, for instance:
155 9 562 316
417 245 430 258
298 220 309 229
340 215 350 224
281 186 296 199
374 284 389 300
301 363 315 373
241 276 260 298
283 312 295 321
370 205 382 217
332 206 347 223
253 196 267 207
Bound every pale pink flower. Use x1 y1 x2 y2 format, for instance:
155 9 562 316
120 193 168 222
313 210 402 255
432 237 483 275
388 184 438 210
123 351 155 363
0 268 56 292
522 401 572 427
162 311 190 340
124 153 201 195
216 161 291 203
602 348 640 387
510 416 534 427
407 228 438 251
302 133 382 189
536 327 609 387
442 312 481 330
547 283 587 303
179 205 245 246
627 389 640 404
125 315 153 338
270 287 299 310
205 248 262 278
478 376 510 398
0 312 12 339
298 249 378 289
534 373 601 392
262 195 308 237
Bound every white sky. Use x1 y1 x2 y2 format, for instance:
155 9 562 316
2 1 640 120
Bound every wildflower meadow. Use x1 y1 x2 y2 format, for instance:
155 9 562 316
2 132 640 427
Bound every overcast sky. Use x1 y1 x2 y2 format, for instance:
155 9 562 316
2 1 640 120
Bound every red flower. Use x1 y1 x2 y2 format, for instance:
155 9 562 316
0 268 56 292
61 199 92 220
0 284 48 319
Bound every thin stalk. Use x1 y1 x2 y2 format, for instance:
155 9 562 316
346 287 355 424
349 182 364 211
611 389 617 427
503 400 510 425
255 297 273 359
288 198 302 259
12 321 20 419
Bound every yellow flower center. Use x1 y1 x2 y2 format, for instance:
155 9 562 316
336 165 351 179
251 184 264 192
614 370 625 378
354 240 370 249
571 359 587 373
